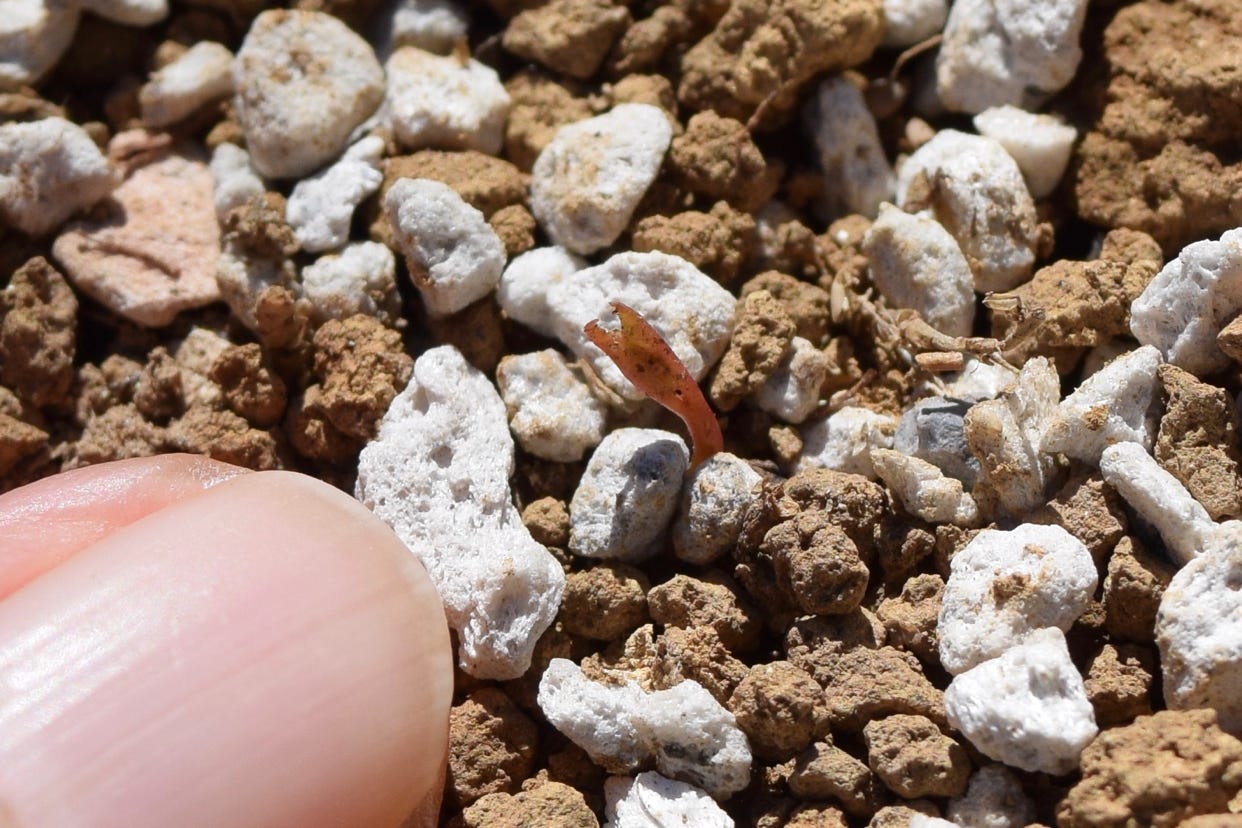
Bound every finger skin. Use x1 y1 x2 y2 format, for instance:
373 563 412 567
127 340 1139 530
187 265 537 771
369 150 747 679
0 470 452 828
0 454 247 600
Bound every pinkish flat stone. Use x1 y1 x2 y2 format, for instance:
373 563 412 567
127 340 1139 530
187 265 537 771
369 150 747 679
52 137 221 327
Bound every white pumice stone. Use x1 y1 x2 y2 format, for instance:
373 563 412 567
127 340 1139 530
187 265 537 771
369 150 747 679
896 129 1041 293
208 143 266 222
1099 442 1215 567
673 452 763 566
0 0 78 87
372 0 469 57
796 406 897 478
938 523 1097 675
604 772 735 828
537 658 752 798
946 764 1037 828
1131 227 1242 376
384 46 509 154
530 104 673 255
1157 521 1242 733
964 356 1060 517
944 627 1098 775
383 177 505 317
872 448 980 527
936 0 1088 114
863 203 975 337
1041 345 1163 465
301 241 400 324
754 336 827 424
940 357 1019 403
140 41 234 128
234 10 385 179
78 0 166 26
911 818 961 828
0 117 118 237
495 349 607 462
496 246 588 338
545 251 736 402
569 428 690 562
355 346 565 679
805 76 895 219
286 135 384 253
972 106 1078 199
882 0 947 47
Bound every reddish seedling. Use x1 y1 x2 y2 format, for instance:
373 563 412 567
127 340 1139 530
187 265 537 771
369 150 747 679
584 301 723 468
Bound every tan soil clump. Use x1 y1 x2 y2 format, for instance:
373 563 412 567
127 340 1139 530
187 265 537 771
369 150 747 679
382 150 527 221
209 343 288 429
166 404 281 470
1102 536 1173 644
728 660 828 760
503 0 630 80
786 740 884 816
647 572 761 653
818 646 946 733
558 563 650 641
1155 364 1242 520
667 111 779 210
876 573 943 665
710 288 796 410
631 201 757 285
62 405 165 470
521 496 571 549
0 257 77 410
457 776 599 828
448 687 540 807
502 71 596 171
1084 642 1156 727
739 271 831 346
1028 471 1128 564
862 713 970 799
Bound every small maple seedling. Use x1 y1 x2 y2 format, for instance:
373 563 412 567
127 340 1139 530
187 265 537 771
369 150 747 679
584 301 723 468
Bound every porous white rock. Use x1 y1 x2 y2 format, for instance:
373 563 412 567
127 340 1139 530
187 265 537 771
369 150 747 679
383 177 505 317
796 406 897 478
882 0 947 47
863 203 975 337
495 349 607 462
0 117 118 237
286 135 384 253
754 336 827 424
1157 521 1242 733
173 326 231 407
1099 442 1215 567
301 241 400 324
140 41 234 128
872 449 980 527
537 658 752 798
946 764 1037 828
938 523 1097 675
941 357 1018 403
385 46 509 154
936 0 1088 114
604 773 734 828
972 106 1078 199
372 0 468 57
544 251 736 402
208 143 265 222
234 10 385 179
0 0 78 87
570 428 689 562
805 76 895 219
964 356 1060 517
897 129 1041 293
910 818 960 828
530 104 673 255
944 627 1098 775
355 346 565 679
1131 227 1242 377
672 452 763 565
78 0 166 26
1041 345 1162 464
496 246 588 338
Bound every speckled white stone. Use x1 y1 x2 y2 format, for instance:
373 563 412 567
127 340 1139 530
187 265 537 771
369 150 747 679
672 452 763 565
938 523 1097 675
208 142 266 222
496 349 608 462
372 0 468 57
946 765 1037 828
385 46 509 154
945 627 1098 775
604 773 735 827
882 0 947 47
872 449 980 527
538 658 752 798
940 357 1019 403
1131 227 1242 377
286 135 384 253
936 0 1088 114
496 246 588 338
0 0 79 87
0 117 118 237
530 104 673 255
301 241 400 324
384 177 505 317
140 41 234 128
805 76 894 219
973 106 1078 199
754 336 827 424
796 406 897 478
355 346 565 679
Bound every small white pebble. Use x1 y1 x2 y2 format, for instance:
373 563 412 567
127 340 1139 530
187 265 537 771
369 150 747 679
1131 227 1242 377
496 246 588 339
604 772 734 828
372 0 468 57
754 336 827 424
0 117 118 237
872 449 980 527
538 658 752 798
383 177 505 317
945 627 1098 775
863 203 975 337
140 41 234 128
673 452 763 566
796 406 897 478
805 75 895 219
570 428 689 563
384 46 509 154
939 357 1019 403
79 0 166 26
0 0 78 87
301 241 400 324
946 765 1037 828
938 523 1097 675
286 135 384 253
972 105 1078 199
911 818 961 828
882 0 947 47
208 142 266 222
936 0 1088 113
496 350 607 462
530 104 673 255
173 326 231 407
